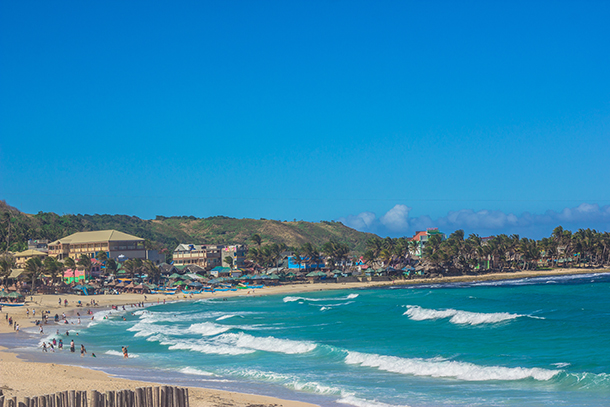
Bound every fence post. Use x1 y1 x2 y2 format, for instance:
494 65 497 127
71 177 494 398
153 387 159 407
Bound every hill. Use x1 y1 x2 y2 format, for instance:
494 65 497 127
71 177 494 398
0 201 376 255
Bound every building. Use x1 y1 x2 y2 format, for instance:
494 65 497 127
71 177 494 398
14 249 48 267
172 243 247 269
221 245 247 268
48 230 146 261
408 228 446 256
172 244 222 269
28 239 49 253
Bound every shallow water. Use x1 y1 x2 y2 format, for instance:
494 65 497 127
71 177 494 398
11 273 610 407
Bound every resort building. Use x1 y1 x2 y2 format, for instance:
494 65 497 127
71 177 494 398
48 230 146 261
14 249 48 267
408 228 446 256
221 245 247 268
172 244 223 269
172 244 247 270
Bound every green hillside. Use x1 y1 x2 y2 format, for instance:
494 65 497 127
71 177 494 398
0 201 376 254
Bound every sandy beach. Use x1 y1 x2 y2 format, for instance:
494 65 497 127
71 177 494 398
2 267 608 406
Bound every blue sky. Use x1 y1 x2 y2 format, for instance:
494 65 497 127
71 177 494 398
1 1 609 239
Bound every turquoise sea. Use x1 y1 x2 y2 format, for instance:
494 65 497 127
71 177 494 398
13 273 610 407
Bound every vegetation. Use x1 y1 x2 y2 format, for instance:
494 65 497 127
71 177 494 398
0 201 374 254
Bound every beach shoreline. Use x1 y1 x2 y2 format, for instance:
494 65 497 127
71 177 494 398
2 266 608 406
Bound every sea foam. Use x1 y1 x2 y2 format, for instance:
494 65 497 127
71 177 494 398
404 305 525 325
337 395 410 407
283 293 359 303
345 351 560 381
215 332 317 354
187 322 231 336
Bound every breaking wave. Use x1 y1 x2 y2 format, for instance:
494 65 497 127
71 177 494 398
344 351 560 381
227 368 342 395
283 293 359 303
404 305 527 325
105 350 139 358
187 322 231 336
338 395 410 407
215 332 317 354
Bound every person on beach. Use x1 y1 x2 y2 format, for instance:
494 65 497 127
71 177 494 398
42 342 47 352
70 340 75 352
59 339 63 349
26 308 29 317
15 323 19 332
32 309 35 317
59 298 61 305
122 346 128 358
80 344 86 357
39 325 43 334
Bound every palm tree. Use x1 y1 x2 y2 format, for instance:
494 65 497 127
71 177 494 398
96 251 108 264
44 256 62 285
142 260 161 284
250 234 262 248
25 257 44 293
224 256 234 269
64 257 76 270
0 253 15 286
77 254 92 282
106 258 118 276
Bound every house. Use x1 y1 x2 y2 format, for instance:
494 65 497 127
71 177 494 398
48 230 148 261
14 249 48 267
408 228 446 256
173 244 222 269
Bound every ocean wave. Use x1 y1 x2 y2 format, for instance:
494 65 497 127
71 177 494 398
338 395 410 407
187 322 231 336
127 321 185 337
216 314 237 321
345 351 559 381
226 368 342 395
215 332 317 354
404 305 527 325
105 350 139 358
166 339 255 355
283 293 359 303
179 367 215 376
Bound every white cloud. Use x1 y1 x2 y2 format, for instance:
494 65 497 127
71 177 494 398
380 204 411 232
338 203 610 238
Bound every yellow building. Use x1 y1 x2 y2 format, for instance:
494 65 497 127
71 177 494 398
14 249 48 267
48 230 145 261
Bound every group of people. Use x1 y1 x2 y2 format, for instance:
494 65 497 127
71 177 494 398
42 337 94 357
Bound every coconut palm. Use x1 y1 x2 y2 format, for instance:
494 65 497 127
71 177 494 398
250 233 262 248
25 256 45 293
142 260 161 283
64 257 76 270
44 256 63 285
77 254 92 282
224 256 234 269
0 253 15 286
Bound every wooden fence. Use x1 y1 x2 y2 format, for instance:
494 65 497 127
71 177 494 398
0 386 189 407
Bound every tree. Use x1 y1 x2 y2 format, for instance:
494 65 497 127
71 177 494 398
250 233 262 248
64 257 76 270
143 260 161 283
96 251 108 264
0 253 15 286
44 256 63 285
25 256 44 293
123 258 143 280
77 254 92 282
106 258 118 275
224 256 234 269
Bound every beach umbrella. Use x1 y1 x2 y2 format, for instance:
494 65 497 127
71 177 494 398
0 291 8 298
8 291 24 299
188 281 203 288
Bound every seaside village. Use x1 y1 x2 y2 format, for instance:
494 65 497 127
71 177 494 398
0 229 447 303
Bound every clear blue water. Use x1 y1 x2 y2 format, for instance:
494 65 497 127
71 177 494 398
18 273 610 406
